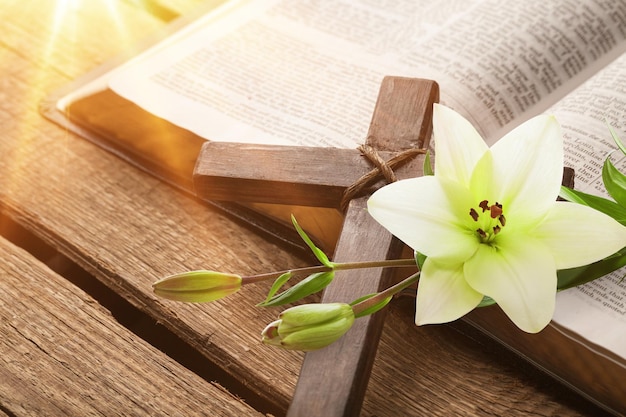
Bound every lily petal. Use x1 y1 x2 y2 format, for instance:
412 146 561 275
533 202 626 269
368 176 478 263
468 149 498 207
464 235 556 333
416 258 484 325
490 115 563 224
433 104 488 187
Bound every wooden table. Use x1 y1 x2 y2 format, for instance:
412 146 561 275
0 1 613 416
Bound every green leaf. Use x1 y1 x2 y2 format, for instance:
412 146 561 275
423 151 434 176
261 271 293 305
414 251 427 270
559 186 626 225
291 215 333 267
609 125 626 156
257 271 335 307
557 247 626 290
477 295 495 308
602 155 626 207
350 293 392 318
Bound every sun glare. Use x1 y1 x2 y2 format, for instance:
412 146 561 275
30 0 134 134
45 0 137 67
47 1 79 61
3 0 165 209
53 0 81 22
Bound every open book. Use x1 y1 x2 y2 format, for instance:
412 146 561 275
46 0 626 413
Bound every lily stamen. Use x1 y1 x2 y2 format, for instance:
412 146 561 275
490 203 503 218
470 201 507 242
469 208 479 221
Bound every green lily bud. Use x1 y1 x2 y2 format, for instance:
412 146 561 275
153 270 242 303
261 303 355 351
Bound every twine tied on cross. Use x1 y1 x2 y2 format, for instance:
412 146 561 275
340 144 428 211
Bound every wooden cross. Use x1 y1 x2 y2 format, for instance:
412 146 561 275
194 77 439 417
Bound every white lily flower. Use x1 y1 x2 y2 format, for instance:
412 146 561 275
367 104 626 333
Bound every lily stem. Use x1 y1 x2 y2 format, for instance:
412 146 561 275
351 271 421 317
241 258 417 285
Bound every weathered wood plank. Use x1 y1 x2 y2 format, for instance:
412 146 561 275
0 2 609 417
0 236 264 417
0 3 306 411
365 299 607 416
194 143 397 208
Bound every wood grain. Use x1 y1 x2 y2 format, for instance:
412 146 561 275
194 143 396 208
0 2 611 417
0 236 263 417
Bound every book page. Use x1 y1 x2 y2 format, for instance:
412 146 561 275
108 0 459 148
104 0 626 359
548 53 626 359
109 0 626 148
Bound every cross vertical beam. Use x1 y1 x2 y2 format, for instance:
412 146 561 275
286 77 438 417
